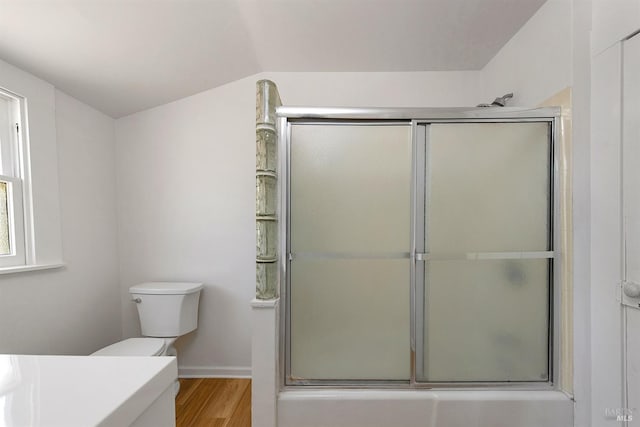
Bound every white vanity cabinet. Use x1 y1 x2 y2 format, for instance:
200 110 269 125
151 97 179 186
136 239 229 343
0 355 177 427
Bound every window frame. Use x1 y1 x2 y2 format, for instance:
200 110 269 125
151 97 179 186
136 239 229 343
0 88 29 268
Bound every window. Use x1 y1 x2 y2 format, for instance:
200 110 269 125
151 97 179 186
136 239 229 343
0 89 27 267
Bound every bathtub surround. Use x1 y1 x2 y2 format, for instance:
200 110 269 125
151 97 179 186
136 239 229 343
277 390 572 427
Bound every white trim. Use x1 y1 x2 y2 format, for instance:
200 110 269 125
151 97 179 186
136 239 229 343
252 294 279 427
178 366 251 378
0 95 15 175
0 88 33 269
17 94 35 266
251 298 279 309
0 263 64 275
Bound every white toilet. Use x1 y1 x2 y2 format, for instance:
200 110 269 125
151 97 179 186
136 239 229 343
92 281 203 358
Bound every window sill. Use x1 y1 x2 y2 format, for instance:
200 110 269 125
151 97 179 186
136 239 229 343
0 263 65 275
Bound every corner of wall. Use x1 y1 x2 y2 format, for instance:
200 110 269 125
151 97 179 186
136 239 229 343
479 0 573 107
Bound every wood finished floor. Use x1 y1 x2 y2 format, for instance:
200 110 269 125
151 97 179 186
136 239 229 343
176 378 251 427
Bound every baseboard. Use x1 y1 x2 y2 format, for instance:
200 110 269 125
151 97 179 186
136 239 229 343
179 365 252 378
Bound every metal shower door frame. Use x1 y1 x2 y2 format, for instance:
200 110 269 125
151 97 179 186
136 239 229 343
277 107 562 390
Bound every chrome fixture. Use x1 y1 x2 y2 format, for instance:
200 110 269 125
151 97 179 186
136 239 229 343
477 92 514 107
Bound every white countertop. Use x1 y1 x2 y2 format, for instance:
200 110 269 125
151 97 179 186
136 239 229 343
0 354 177 427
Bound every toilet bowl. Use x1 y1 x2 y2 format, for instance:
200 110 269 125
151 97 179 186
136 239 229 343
91 281 203 393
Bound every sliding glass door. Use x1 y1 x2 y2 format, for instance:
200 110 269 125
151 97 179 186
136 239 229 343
416 122 552 383
289 124 412 381
285 115 555 386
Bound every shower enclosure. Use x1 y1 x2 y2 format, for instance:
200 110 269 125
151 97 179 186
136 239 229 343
252 81 572 427
279 109 561 388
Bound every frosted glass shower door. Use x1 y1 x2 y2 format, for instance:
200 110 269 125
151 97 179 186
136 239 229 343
289 124 411 381
418 122 552 383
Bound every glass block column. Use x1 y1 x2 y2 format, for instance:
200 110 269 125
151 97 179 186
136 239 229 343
256 80 281 299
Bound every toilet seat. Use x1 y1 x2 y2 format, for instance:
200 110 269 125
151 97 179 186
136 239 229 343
91 338 166 356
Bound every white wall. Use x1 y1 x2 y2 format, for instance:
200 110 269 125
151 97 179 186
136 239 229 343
592 0 640 56
115 71 482 376
0 58 121 355
116 76 257 376
53 90 121 354
262 71 482 107
480 0 573 107
590 45 623 427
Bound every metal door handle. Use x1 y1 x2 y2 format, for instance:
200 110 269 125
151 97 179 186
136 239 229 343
623 281 640 298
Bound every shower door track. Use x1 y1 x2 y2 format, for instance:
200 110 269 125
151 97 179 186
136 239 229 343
278 107 562 390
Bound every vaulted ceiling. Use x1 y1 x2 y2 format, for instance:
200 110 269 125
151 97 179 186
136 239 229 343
0 0 546 118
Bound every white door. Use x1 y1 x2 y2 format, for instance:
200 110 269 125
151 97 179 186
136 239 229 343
622 32 640 424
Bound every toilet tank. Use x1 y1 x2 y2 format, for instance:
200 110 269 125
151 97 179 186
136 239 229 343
130 282 203 338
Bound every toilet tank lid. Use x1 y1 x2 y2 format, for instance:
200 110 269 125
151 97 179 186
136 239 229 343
130 282 203 295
